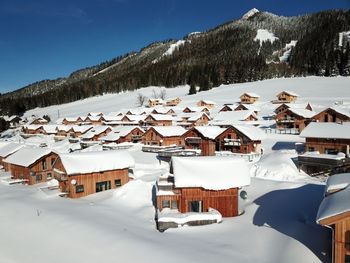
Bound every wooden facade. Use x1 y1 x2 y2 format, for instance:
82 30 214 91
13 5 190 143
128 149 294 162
142 127 184 146
276 91 298 103
104 127 144 144
7 152 58 185
148 99 164 107
313 108 350 123
275 109 312 132
157 187 239 217
143 115 172 126
53 157 129 198
319 212 350 263
166 97 181 106
196 100 215 109
305 137 350 154
240 93 259 104
182 128 216 156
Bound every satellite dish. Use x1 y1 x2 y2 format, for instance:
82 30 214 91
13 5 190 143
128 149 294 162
240 190 248 200
71 179 77 185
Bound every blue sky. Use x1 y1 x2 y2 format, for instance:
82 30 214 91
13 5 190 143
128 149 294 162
0 0 349 93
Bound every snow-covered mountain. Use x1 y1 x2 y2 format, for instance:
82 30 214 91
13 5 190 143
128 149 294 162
1 8 349 115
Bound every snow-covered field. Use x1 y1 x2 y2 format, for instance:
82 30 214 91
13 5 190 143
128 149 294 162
2 76 350 263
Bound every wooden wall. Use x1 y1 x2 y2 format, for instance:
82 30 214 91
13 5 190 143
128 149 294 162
142 128 184 146
8 153 58 185
240 95 258 104
157 187 239 217
313 109 350 123
305 138 350 154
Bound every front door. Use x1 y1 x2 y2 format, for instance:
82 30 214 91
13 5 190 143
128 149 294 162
96 181 111 192
188 200 203 212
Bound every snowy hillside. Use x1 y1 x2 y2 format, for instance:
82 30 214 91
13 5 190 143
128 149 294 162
25 76 350 122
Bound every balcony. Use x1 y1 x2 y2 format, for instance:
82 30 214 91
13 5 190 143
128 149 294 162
223 138 241 146
185 137 201 144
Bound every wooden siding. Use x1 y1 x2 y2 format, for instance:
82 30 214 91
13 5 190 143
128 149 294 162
277 92 298 103
7 152 58 185
305 138 350 154
313 108 350 123
157 188 239 217
320 213 350 263
142 128 184 146
240 94 258 104
275 109 311 132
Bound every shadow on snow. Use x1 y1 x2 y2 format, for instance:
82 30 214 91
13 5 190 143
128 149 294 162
253 184 331 263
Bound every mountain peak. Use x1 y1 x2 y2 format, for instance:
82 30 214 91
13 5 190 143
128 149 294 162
242 8 260 19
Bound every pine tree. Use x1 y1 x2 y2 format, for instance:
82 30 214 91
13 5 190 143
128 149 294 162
189 84 197 95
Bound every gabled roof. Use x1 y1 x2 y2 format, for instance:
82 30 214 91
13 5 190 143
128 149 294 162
316 173 350 224
300 122 350 139
100 126 144 141
57 125 73 132
71 125 93 133
198 100 216 105
147 114 174 121
4 147 54 167
235 104 261 112
24 125 43 131
80 126 111 139
241 92 260 98
123 115 146 122
149 126 187 137
313 106 350 119
212 110 257 123
0 142 25 158
41 125 58 134
232 125 264 141
277 91 299 97
286 108 315 119
57 150 135 175
193 126 226 140
187 112 210 122
172 156 251 190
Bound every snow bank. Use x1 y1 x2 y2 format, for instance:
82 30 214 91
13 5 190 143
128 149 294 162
158 208 222 224
254 29 278 45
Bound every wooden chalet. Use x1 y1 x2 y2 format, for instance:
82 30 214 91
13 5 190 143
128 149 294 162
30 117 49 125
274 91 299 103
53 150 134 198
99 126 144 144
0 142 24 171
196 100 216 109
219 104 236 112
274 103 313 115
300 122 350 154
62 117 84 125
156 156 250 230
120 114 146 125
144 114 173 126
22 125 45 135
298 123 350 174
165 97 181 107
88 112 103 117
183 125 262 156
183 106 210 113
177 112 210 127
85 115 103 125
80 126 112 141
275 108 315 132
56 125 74 137
240 92 260 104
234 103 260 115
211 110 258 126
142 126 186 146
317 173 350 263
4 147 58 185
148 98 164 108
70 125 93 137
125 109 148 115
312 107 350 123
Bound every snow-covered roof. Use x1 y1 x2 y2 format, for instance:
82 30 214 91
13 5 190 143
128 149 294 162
199 100 216 105
172 156 251 190
183 106 209 112
63 117 81 122
102 115 123 122
80 126 111 139
41 125 58 134
71 125 93 133
57 125 73 132
316 173 350 223
187 112 210 122
241 92 260 98
147 114 173 121
123 115 146 122
212 110 257 123
4 147 54 167
278 91 299 97
235 104 261 112
86 115 102 121
58 150 135 175
151 126 187 137
100 126 143 141
193 126 226 140
0 142 24 158
316 106 350 119
287 108 315 119
24 124 43 131
233 125 264 141
300 122 350 139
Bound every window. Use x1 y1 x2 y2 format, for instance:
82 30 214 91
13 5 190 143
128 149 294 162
162 200 170 208
227 134 232 139
171 200 178 209
345 230 350 252
36 174 42 182
188 201 202 212
115 179 122 187
76 185 84 193
324 114 329 122
308 147 315 152
47 173 52 179
51 158 55 167
96 181 111 192
42 159 47 170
